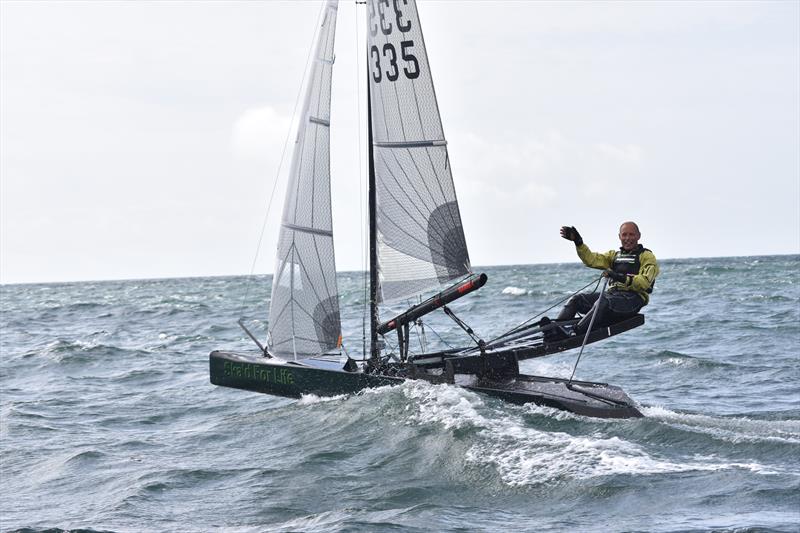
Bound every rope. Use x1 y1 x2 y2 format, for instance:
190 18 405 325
569 277 609 383
237 2 328 322
487 275 603 345
424 323 454 349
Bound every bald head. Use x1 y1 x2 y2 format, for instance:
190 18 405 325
619 221 640 234
619 221 641 251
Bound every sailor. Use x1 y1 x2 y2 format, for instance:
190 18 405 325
554 221 659 338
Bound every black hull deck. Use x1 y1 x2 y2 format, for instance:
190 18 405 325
210 351 643 419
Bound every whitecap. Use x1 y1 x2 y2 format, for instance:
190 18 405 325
401 380 487 431
501 286 528 296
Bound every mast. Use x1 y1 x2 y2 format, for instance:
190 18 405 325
367 71 379 361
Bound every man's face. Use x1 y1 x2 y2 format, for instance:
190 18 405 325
619 223 641 251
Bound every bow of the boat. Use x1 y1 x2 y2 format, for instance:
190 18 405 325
209 350 400 398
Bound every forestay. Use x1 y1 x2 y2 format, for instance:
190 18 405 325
367 0 471 303
268 0 341 360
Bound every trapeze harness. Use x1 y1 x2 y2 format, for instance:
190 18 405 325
610 244 655 296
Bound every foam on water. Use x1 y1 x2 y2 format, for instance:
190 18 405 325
501 286 528 296
298 393 349 405
384 382 790 487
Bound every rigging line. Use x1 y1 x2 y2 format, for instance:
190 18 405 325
569 277 609 384
424 321 454 350
413 294 426 353
486 275 603 345
412 322 423 353
237 1 329 322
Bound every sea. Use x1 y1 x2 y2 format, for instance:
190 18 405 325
1 255 798 533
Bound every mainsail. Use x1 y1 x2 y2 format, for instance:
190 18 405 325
367 0 472 303
268 0 341 360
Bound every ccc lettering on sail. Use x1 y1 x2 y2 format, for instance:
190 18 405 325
368 0 421 83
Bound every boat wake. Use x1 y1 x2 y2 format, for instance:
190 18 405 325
372 381 790 487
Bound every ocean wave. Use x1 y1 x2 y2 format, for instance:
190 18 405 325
383 382 785 486
401 381 486 431
466 417 785 486
651 350 734 369
521 360 576 379
642 406 800 445
521 402 613 423
35 339 143 362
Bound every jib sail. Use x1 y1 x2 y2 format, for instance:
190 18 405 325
268 1 342 360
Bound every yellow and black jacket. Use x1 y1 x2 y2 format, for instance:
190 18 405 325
576 243 659 305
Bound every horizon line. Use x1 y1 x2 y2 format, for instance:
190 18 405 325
1 252 797 287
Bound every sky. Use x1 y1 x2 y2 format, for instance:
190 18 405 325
1 0 798 284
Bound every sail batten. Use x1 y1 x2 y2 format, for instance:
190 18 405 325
367 0 471 304
268 0 341 360
309 116 330 127
282 223 333 237
374 140 446 148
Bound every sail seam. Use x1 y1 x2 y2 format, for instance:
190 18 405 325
293 246 336 334
392 147 454 250
422 146 462 251
389 147 449 242
376 150 439 242
381 149 450 246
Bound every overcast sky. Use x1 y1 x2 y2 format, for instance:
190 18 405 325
1 0 798 284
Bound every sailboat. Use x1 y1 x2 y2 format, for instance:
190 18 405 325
209 0 645 419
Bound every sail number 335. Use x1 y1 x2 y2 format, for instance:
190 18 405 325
369 0 420 83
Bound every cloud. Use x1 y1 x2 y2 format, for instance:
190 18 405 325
578 143 645 198
453 130 643 207
231 106 292 161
